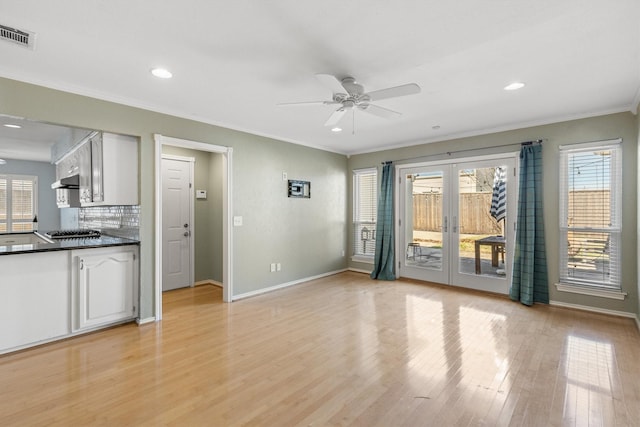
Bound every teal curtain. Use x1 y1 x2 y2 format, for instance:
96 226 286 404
370 162 395 280
510 144 549 305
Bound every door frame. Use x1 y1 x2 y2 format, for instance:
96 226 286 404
161 154 195 291
394 152 519 292
154 134 234 321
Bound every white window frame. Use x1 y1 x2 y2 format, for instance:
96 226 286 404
0 174 38 233
352 167 377 263
557 139 623 297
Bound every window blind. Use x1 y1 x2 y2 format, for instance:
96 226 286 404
559 141 621 289
0 175 37 233
353 168 377 257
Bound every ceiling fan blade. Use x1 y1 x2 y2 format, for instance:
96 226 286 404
277 100 338 106
315 74 349 95
359 103 402 119
324 108 346 127
365 83 421 101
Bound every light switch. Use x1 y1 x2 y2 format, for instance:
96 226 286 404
233 216 243 226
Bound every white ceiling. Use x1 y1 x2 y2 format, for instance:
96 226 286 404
0 0 638 160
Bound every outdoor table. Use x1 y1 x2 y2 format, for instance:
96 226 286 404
475 235 505 274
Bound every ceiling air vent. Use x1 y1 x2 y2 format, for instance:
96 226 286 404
0 24 36 49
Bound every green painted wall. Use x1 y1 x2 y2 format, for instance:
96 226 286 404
636 104 640 323
0 77 348 319
348 112 638 316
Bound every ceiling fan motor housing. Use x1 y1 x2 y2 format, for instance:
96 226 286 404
341 77 364 96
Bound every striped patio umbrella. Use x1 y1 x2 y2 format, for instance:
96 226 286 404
490 166 507 222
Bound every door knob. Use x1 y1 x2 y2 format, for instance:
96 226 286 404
183 223 189 228
183 231 190 237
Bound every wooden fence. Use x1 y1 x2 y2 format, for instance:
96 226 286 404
413 193 502 234
413 190 610 234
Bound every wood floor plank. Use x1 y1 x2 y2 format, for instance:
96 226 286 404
1 272 639 426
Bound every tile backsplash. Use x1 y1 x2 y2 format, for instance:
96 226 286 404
78 206 140 240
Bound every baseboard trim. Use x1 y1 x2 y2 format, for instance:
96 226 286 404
549 300 637 319
636 315 640 333
232 269 348 301
348 267 372 275
136 317 156 325
194 279 223 288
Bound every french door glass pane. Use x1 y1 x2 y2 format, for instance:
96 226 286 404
405 171 443 270
457 166 505 277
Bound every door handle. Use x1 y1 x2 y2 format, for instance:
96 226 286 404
183 231 190 237
184 223 189 228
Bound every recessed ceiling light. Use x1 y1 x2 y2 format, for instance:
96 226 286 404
3 124 21 129
151 68 173 79
331 127 342 132
0 159 6 165
432 125 441 130
504 82 525 91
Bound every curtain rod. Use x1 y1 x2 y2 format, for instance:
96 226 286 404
381 138 545 165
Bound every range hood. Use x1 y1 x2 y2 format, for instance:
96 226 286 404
51 174 79 189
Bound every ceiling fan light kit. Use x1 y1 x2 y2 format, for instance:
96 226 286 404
279 74 421 132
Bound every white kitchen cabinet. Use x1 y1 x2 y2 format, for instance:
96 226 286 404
90 132 104 203
55 188 80 208
78 137 93 204
0 251 70 353
56 148 80 180
81 132 138 206
55 131 138 207
72 246 138 332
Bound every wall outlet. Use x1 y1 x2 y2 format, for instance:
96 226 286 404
282 172 287 181
341 250 345 257
276 263 281 271
270 263 276 272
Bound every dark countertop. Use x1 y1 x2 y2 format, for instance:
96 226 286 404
0 234 139 256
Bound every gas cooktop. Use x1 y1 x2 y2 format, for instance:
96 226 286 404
45 229 102 239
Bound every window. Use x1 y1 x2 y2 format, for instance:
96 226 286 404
352 168 377 261
559 140 621 290
0 175 38 233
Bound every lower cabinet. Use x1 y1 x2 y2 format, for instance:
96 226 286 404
72 246 138 332
0 245 139 354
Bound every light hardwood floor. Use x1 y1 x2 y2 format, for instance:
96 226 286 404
1 272 639 426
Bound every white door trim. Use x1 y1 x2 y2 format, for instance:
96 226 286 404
154 134 234 321
161 154 195 290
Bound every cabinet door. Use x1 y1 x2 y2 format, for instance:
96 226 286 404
76 249 137 331
91 133 104 203
78 141 92 204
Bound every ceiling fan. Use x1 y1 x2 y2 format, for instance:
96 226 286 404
279 74 421 130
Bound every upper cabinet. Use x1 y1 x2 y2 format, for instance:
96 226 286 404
57 132 139 207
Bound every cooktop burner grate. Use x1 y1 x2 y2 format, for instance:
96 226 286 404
45 229 101 239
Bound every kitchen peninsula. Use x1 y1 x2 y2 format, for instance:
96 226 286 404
0 232 139 354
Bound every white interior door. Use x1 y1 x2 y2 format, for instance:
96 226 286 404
398 155 517 294
162 157 193 291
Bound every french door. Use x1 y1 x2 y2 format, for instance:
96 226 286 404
397 155 517 294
